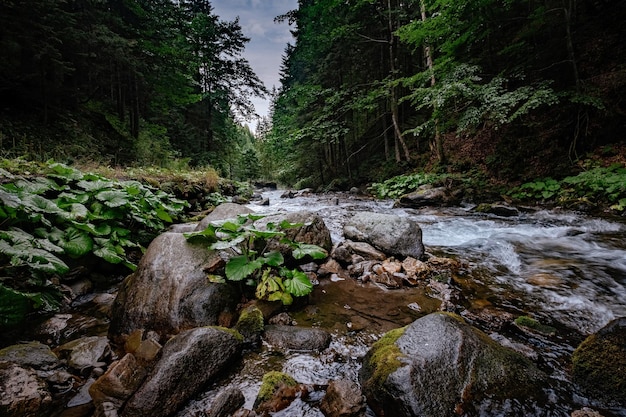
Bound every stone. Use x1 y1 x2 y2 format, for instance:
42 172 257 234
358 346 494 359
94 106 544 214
572 317 626 407
0 341 59 370
108 232 239 343
67 377 95 407
56 336 110 371
360 312 549 417
571 407 605 417
253 371 304 413
194 202 254 231
344 240 386 261
253 211 333 253
263 325 331 351
122 327 243 417
205 387 245 417
234 305 265 347
401 257 430 285
343 212 424 259
0 361 52 417
89 353 148 414
395 186 451 208
319 379 366 417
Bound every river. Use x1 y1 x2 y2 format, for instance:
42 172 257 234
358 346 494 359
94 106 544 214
175 190 626 416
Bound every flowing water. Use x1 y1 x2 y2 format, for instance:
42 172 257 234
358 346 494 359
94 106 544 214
190 189 626 417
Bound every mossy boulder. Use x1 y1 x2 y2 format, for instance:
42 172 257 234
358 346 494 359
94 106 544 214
572 317 626 407
360 312 550 417
234 305 265 347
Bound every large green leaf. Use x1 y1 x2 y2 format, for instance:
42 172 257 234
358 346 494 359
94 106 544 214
96 190 129 208
77 179 113 192
261 251 284 267
59 203 89 221
210 235 245 250
225 255 263 281
0 189 21 209
60 227 93 258
292 243 328 260
0 284 33 329
21 194 63 214
93 240 125 264
284 270 313 297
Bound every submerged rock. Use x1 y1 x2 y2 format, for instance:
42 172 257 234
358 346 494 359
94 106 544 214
109 232 238 343
360 312 550 417
122 326 243 417
343 212 424 259
572 317 626 407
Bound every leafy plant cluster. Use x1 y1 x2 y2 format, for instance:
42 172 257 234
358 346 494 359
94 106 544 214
0 162 187 328
369 172 449 199
509 164 626 211
184 215 328 305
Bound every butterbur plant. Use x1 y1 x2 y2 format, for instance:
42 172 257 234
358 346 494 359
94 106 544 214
184 214 328 305
0 161 187 328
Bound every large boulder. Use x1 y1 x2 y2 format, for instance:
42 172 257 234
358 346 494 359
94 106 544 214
109 232 239 343
572 317 626 407
343 212 424 259
395 185 452 208
360 312 550 417
122 326 243 417
194 202 254 231
253 211 333 253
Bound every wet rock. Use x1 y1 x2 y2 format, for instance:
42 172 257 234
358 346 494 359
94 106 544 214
89 353 148 416
263 325 331 352
205 387 246 417
268 312 297 326
360 312 549 417
253 371 304 413
343 212 424 259
401 257 430 285
333 240 386 262
280 190 295 198
36 313 73 345
67 377 95 407
475 203 520 217
69 279 94 298
318 258 344 276
572 317 626 407
0 341 59 370
319 379 366 417
395 185 451 208
56 336 110 372
0 361 52 417
234 305 265 347
194 202 253 231
253 211 333 253
108 232 239 343
168 223 197 233
122 326 243 417
460 307 515 332
571 407 605 417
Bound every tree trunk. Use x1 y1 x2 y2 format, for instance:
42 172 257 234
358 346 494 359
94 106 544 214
387 0 411 162
420 0 445 164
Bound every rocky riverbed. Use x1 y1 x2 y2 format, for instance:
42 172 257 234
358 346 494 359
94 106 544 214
1 190 626 417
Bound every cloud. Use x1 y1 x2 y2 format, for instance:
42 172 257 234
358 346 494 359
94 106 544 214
211 0 297 126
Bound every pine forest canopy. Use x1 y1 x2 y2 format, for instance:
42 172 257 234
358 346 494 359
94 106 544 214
0 0 625 187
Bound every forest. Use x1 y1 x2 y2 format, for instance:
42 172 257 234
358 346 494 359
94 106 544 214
1 0 625 187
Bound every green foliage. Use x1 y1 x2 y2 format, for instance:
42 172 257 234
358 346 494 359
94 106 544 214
369 172 449 199
184 214 327 305
509 164 626 210
0 161 187 327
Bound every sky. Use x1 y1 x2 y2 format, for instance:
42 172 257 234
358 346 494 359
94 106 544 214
210 0 298 131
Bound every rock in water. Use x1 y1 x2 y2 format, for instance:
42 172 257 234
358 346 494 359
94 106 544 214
572 317 626 407
263 325 331 352
360 312 550 417
122 327 243 417
108 232 238 343
319 379 366 417
194 203 253 231
344 212 424 259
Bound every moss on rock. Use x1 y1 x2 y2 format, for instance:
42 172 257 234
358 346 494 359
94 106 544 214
254 371 298 406
360 326 406 398
572 317 626 406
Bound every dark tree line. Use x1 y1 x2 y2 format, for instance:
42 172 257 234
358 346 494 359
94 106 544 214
0 0 265 173
261 0 625 187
